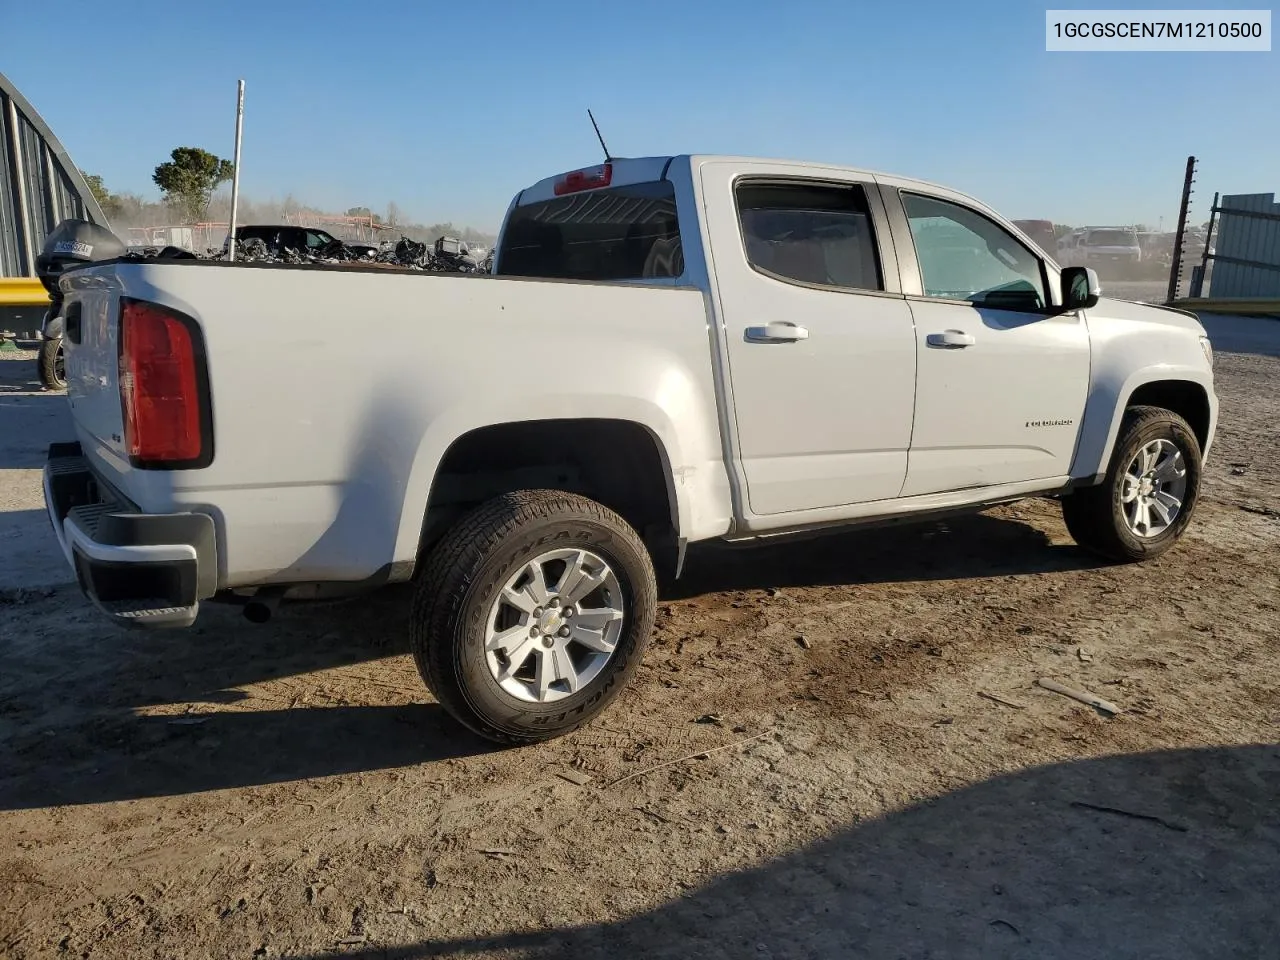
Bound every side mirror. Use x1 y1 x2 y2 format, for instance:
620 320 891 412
1061 266 1101 310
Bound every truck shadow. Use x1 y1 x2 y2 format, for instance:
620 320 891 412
0 356 69 471
289 741 1280 960
666 508 1101 600
0 585 496 810
0 702 482 811
0 508 75 594
0 352 76 591
0 508 1098 810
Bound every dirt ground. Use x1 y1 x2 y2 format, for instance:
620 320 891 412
2 315 1278 960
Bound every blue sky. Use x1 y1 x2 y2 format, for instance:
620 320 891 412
2 1 1275 230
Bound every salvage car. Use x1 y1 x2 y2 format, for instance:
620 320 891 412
41 154 1217 744
226 224 378 259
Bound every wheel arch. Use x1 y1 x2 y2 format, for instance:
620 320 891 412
1126 380 1212 452
401 415 689 574
1072 368 1217 484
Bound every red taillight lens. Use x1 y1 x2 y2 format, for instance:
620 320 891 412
119 298 209 466
554 163 612 196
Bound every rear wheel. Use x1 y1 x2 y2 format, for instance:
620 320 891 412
1061 405 1202 562
38 337 66 391
411 490 657 745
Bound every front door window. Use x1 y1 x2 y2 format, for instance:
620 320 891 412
902 193 1047 312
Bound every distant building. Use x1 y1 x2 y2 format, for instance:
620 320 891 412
1 70 108 278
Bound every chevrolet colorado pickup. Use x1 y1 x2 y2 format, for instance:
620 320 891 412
42 154 1218 744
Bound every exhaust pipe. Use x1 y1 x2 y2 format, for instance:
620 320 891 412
242 592 283 624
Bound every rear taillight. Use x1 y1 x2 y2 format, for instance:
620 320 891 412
119 298 211 468
554 163 612 196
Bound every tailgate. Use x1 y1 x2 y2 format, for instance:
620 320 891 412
61 277 129 481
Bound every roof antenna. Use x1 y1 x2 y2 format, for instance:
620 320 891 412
588 109 613 163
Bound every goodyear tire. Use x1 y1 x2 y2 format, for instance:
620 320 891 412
1061 405 1203 563
411 490 657 745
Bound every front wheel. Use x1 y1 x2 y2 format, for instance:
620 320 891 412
411 490 657 745
1061 405 1203 562
38 336 66 391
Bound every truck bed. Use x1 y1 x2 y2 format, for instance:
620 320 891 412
58 259 731 591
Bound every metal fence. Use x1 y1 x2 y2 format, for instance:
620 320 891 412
1204 192 1280 298
1 70 107 278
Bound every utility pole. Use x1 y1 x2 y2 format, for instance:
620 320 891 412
227 79 246 261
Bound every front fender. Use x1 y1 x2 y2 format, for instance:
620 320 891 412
1072 364 1217 482
1071 301 1217 482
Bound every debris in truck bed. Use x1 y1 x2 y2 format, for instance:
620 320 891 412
122 233 487 273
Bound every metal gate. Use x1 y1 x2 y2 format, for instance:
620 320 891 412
1202 193 1280 298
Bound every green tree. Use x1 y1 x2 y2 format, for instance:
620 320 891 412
80 171 123 219
152 147 234 223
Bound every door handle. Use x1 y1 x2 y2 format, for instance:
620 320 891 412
745 321 809 343
926 329 975 348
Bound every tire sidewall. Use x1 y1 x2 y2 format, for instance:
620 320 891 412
445 514 655 737
39 337 66 391
1106 412 1202 556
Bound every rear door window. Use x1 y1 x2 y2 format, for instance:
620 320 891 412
735 181 884 292
498 181 683 281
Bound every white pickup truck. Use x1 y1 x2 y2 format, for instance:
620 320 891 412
43 154 1218 744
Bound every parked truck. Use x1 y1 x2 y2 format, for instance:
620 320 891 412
41 154 1217 744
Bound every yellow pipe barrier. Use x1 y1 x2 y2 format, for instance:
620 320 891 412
0 278 50 308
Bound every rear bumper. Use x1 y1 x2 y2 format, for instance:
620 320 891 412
43 441 218 628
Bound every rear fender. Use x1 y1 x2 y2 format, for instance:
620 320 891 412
390 392 732 568
40 311 63 340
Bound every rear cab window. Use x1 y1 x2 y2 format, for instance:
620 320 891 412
496 161 684 282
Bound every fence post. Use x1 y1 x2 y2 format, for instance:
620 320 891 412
1196 190 1220 297
1166 155 1197 303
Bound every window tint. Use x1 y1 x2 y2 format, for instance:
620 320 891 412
305 230 333 249
498 180 683 281
902 193 1046 311
736 182 883 292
